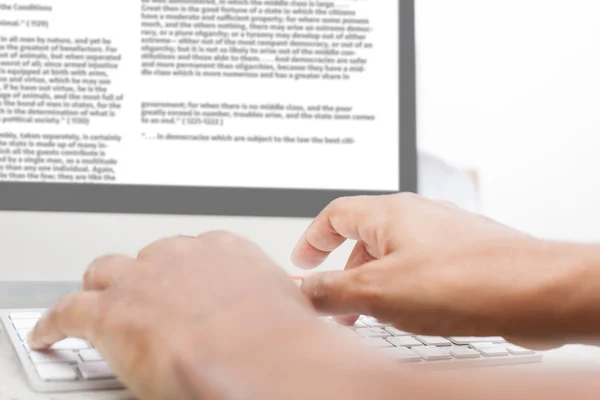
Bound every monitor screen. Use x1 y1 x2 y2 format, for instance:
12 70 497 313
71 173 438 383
0 0 416 217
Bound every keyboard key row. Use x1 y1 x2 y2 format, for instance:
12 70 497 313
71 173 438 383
379 345 536 363
379 347 422 362
378 346 480 363
479 347 509 357
322 316 508 343
30 350 80 364
30 349 106 365
50 338 90 351
415 336 451 346
24 338 90 352
351 329 468 348
36 364 78 381
79 349 105 362
506 346 535 355
384 327 411 336
13 319 39 330
17 329 30 341
358 316 394 328
345 328 519 356
387 336 422 347
450 347 481 359
448 336 506 345
35 362 115 382
375 341 536 361
412 346 452 361
348 321 368 328
355 327 389 338
469 342 497 351
10 312 41 321
79 362 115 380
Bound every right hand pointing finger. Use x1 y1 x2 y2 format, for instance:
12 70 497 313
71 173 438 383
291 195 388 270
292 193 574 345
292 195 388 324
297 262 384 318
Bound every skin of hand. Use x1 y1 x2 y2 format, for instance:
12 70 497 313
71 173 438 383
20 211 600 400
26 231 354 400
291 193 600 348
27 230 529 400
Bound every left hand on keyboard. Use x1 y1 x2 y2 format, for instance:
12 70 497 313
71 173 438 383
26 232 315 399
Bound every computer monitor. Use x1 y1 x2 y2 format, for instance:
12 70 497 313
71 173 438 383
0 1 417 288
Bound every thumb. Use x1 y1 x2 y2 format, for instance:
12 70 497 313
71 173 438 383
299 268 377 317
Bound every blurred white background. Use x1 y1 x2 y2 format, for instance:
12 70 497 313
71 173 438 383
416 0 600 242
1 0 600 281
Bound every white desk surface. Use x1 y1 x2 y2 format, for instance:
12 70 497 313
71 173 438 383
2 284 600 399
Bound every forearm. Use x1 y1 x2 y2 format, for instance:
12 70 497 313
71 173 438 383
175 314 600 400
168 238 600 399
173 299 408 400
185 329 403 400
514 240 600 342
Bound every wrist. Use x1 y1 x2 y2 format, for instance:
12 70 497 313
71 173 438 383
171 297 322 399
171 297 411 400
510 240 600 340
546 242 600 337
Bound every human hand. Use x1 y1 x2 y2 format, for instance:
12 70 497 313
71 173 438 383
27 232 316 400
291 194 582 348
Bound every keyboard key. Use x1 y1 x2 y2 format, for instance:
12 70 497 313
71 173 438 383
0 306 544 390
363 338 393 348
347 320 368 328
79 349 105 362
30 350 80 364
412 347 453 361
385 327 411 336
355 328 389 338
415 336 451 346
480 347 509 357
78 362 115 380
17 329 31 341
35 364 78 381
379 347 422 362
10 312 41 320
387 336 423 347
50 338 90 351
450 347 481 359
12 319 38 330
507 346 535 355
360 317 389 328
469 342 498 351
449 336 505 345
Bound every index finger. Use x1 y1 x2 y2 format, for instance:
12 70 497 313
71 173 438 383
291 196 381 269
27 291 102 350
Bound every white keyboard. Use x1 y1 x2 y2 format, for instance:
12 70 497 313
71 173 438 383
1 310 543 393
0 309 123 393
321 316 543 368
